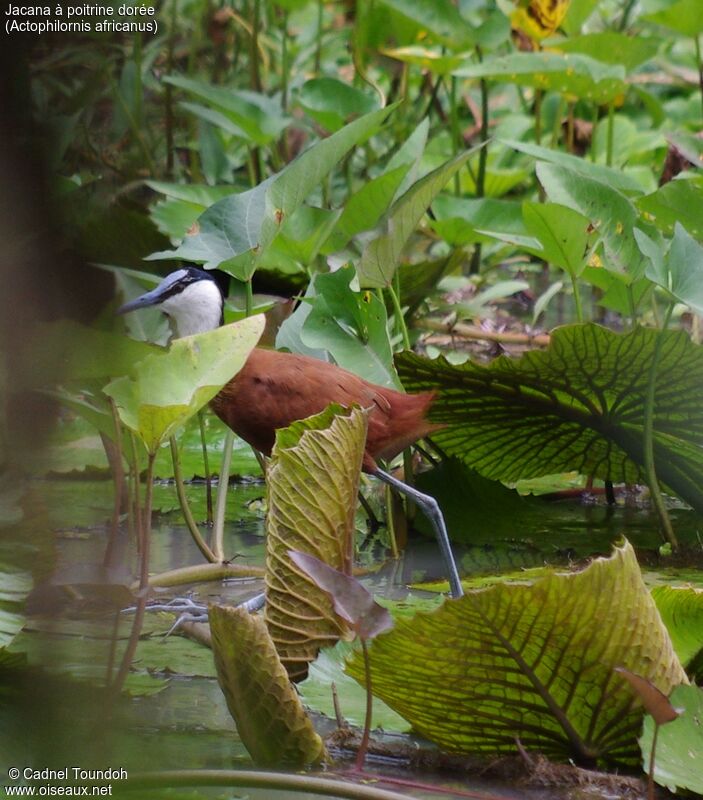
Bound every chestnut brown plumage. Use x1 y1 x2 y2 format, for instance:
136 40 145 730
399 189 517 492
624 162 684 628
117 267 463 598
210 348 440 474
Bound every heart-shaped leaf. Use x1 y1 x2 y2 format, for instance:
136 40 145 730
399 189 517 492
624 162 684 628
104 316 264 454
346 541 687 765
651 585 703 669
357 148 477 288
454 52 626 105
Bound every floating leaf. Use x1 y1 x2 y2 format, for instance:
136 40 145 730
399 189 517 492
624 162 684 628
454 52 626 105
104 316 264 453
265 406 368 682
298 641 410 730
347 541 687 765
397 323 703 513
640 683 703 794
651 585 703 669
209 604 327 767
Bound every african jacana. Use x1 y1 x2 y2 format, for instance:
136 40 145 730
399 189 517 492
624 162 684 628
118 267 463 598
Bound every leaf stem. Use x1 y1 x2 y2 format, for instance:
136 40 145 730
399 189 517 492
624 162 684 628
245 278 254 316
170 436 217 562
643 303 678 550
695 35 703 119
388 276 410 350
606 101 615 167
470 50 489 275
212 431 234 562
198 410 214 525
570 274 584 323
647 722 659 800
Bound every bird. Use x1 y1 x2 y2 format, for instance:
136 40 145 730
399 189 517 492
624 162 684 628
118 266 463 598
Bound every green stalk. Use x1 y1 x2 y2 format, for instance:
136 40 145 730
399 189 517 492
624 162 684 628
570 274 584 323
314 0 323 74
647 723 659 800
212 431 234 563
550 96 565 149
470 50 489 275
103 398 126 569
695 35 703 119
590 104 599 163
170 436 217 562
245 278 254 316
139 561 264 590
388 276 410 350
280 9 289 112
165 0 177 175
606 101 615 167
643 303 679 550
198 410 214 525
534 90 543 145
449 76 460 196
250 0 262 93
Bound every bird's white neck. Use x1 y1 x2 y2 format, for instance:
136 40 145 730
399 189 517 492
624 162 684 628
161 280 223 338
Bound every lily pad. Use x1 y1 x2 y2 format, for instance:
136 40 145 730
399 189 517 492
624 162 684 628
640 683 703 794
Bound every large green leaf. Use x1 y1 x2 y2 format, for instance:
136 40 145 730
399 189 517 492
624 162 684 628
378 0 475 49
298 77 379 133
104 316 264 453
640 684 703 794
454 52 626 105
636 223 703 315
637 177 703 240
154 105 395 280
265 405 368 682
209 604 327 767
500 139 645 195
357 148 475 288
651 586 703 669
554 32 660 70
300 266 398 388
347 542 687 765
259 105 397 257
522 202 592 277
643 0 703 36
396 323 703 513
17 321 160 390
536 163 643 278
164 76 291 145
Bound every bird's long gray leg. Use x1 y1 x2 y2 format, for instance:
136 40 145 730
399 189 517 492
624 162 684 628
373 468 464 599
